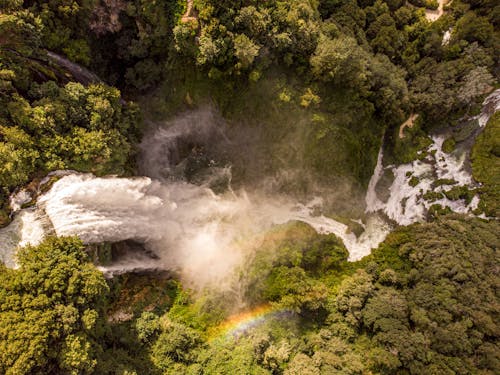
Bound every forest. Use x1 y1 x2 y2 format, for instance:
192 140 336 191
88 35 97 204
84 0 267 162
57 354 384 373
0 0 498 374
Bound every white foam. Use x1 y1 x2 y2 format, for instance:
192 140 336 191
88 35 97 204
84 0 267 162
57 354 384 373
442 29 452 46
0 210 47 268
365 89 500 225
0 172 390 282
10 190 32 212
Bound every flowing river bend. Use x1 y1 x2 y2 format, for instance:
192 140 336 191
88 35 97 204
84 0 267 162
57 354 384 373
0 90 499 285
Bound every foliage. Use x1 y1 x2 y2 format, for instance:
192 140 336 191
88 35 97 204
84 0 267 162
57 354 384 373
0 0 498 374
442 137 456 153
243 222 347 312
0 237 109 375
0 218 498 374
136 217 499 374
387 117 432 164
471 112 500 217
0 10 141 219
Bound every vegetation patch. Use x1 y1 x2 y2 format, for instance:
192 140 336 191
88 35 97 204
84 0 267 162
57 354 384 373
408 175 420 187
423 190 445 202
387 117 433 164
471 112 500 217
442 137 456 153
432 178 458 188
443 185 476 203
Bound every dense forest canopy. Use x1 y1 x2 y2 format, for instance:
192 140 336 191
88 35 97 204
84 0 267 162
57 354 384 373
0 0 498 374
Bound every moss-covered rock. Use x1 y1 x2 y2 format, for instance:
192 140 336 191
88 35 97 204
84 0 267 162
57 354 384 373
443 186 476 204
442 137 456 153
423 191 444 202
409 176 420 187
432 178 458 188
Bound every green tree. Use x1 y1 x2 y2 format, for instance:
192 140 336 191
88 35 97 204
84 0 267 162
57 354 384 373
310 34 367 84
0 126 38 188
335 269 374 327
0 237 109 375
150 317 202 370
233 33 261 70
457 66 494 107
454 12 494 45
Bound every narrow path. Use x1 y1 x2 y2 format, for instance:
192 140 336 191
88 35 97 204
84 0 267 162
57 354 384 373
425 0 448 22
181 0 197 23
399 113 419 139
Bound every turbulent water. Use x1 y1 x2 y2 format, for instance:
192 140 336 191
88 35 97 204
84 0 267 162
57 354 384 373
1 90 498 284
0 112 388 285
366 135 480 225
366 89 500 225
0 172 388 284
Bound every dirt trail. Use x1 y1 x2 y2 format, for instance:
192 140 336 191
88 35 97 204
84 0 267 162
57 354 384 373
425 0 448 22
181 0 197 23
399 113 419 139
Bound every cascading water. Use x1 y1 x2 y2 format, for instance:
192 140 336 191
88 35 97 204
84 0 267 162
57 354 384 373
0 110 388 285
0 172 388 283
0 210 49 267
365 148 385 213
1 90 497 283
46 51 101 85
9 190 32 213
366 89 500 225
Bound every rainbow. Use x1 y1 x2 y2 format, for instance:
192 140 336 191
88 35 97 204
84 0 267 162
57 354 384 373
209 304 289 341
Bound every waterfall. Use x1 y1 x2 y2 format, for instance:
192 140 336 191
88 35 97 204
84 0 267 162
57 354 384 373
46 51 101 85
0 172 389 283
2 90 497 282
0 209 48 268
0 109 389 284
365 89 500 225
365 147 385 213
9 190 32 213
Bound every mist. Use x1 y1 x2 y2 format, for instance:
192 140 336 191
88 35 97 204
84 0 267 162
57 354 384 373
3 96 494 288
0 107 391 288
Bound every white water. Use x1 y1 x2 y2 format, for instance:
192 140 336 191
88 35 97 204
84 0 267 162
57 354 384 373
2 90 497 281
367 136 478 226
477 89 500 127
442 28 452 46
0 110 388 284
276 198 390 261
0 210 47 267
9 190 32 213
365 148 386 213
0 172 387 284
367 90 500 225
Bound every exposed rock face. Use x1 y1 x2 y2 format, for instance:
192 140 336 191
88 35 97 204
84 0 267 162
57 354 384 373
90 0 127 35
